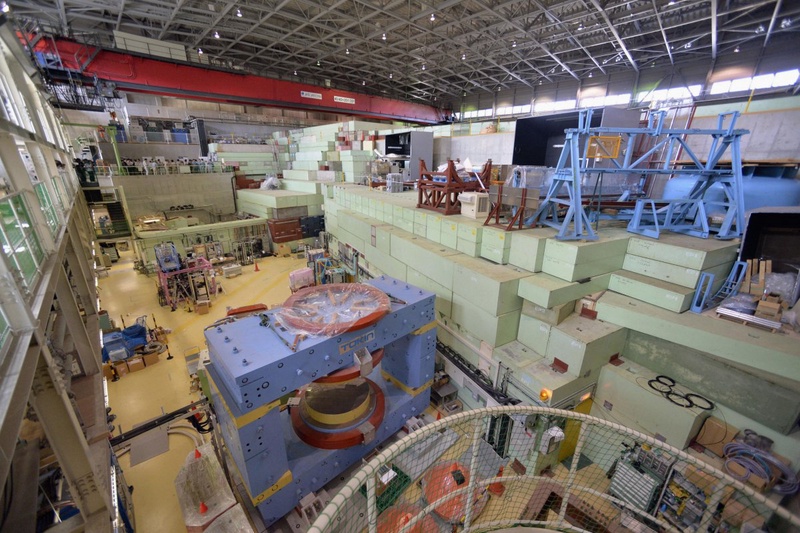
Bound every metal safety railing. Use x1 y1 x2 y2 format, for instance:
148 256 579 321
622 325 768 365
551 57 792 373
309 406 799 533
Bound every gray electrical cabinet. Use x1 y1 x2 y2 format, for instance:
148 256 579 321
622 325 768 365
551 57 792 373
384 130 433 183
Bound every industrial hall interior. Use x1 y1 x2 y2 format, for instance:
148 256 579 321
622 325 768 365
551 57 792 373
1 0 800 531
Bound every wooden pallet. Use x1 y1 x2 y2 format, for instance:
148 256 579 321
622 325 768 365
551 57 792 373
716 307 782 332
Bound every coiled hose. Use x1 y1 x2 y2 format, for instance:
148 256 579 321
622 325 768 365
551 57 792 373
723 442 799 495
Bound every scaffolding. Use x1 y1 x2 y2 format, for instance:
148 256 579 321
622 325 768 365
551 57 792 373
157 257 216 311
526 109 748 241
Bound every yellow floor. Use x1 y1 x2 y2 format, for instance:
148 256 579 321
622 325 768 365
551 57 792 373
99 248 306 533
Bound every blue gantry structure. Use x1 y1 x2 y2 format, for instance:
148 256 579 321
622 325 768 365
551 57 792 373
526 109 749 241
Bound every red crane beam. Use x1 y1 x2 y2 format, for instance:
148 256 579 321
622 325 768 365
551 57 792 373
36 38 443 124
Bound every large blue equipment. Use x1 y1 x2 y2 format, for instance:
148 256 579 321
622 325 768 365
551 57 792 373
204 276 436 526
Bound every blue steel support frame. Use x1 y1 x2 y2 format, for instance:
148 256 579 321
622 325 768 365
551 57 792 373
526 110 749 241
526 109 598 241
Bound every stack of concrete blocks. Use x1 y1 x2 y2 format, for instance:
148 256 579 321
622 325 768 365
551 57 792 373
327 202 530 349
338 150 372 183
321 184 800 468
608 234 738 313
286 135 336 182
505 230 630 404
236 188 325 220
207 142 286 177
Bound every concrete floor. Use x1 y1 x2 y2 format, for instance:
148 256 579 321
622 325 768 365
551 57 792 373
99 247 306 533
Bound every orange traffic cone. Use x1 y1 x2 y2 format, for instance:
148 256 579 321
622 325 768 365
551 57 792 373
194 448 202 459
199 501 208 514
436 411 442 421
488 466 505 496
254 261 260 272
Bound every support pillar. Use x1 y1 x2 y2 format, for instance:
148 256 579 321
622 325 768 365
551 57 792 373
55 266 100 376
30 344 112 525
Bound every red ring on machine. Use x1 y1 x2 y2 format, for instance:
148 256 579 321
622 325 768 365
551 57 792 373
290 379 386 449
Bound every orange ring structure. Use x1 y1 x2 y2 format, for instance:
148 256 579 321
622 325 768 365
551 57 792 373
280 283 390 335
290 379 385 449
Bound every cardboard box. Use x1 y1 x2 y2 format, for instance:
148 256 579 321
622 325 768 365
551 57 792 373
102 363 114 380
196 299 210 315
127 357 145 372
722 499 763 527
755 300 781 320
695 416 738 457
684 464 734 503
726 462 768 491
143 352 160 367
112 361 129 377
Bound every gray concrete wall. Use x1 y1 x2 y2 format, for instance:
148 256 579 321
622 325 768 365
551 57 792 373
112 172 236 219
450 132 515 166
99 142 201 161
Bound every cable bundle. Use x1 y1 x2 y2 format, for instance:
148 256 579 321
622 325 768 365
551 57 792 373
723 442 799 495
646 375 715 410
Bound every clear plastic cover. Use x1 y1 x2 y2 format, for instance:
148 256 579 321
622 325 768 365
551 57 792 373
204 503 253 532
274 283 390 337
174 443 236 532
719 293 758 314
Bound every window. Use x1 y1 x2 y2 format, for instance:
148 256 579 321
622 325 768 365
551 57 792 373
729 77 752 92
709 80 731 95
773 69 799 87
34 183 60 237
534 99 576 113
0 193 46 290
513 104 531 114
709 69 798 95
637 85 700 103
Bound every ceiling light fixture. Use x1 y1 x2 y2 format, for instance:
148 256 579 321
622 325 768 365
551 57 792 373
389 73 393 79
461 53 466 60
734 45 740 53
578 22 584 31
422 64 426 70
781 18 792 29
512 41 517 48
668 0 675 5
755 24 765 34
685 42 692 49
430 13 435 22
362 80 366 85
293 70 297 75
198 48 203 54
538 80 543 85
382 33 387 40
214 31 220 38
316 60 321 66
1 2 9 12
236 7 242 17
346 48 350 54
588 71 593 77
